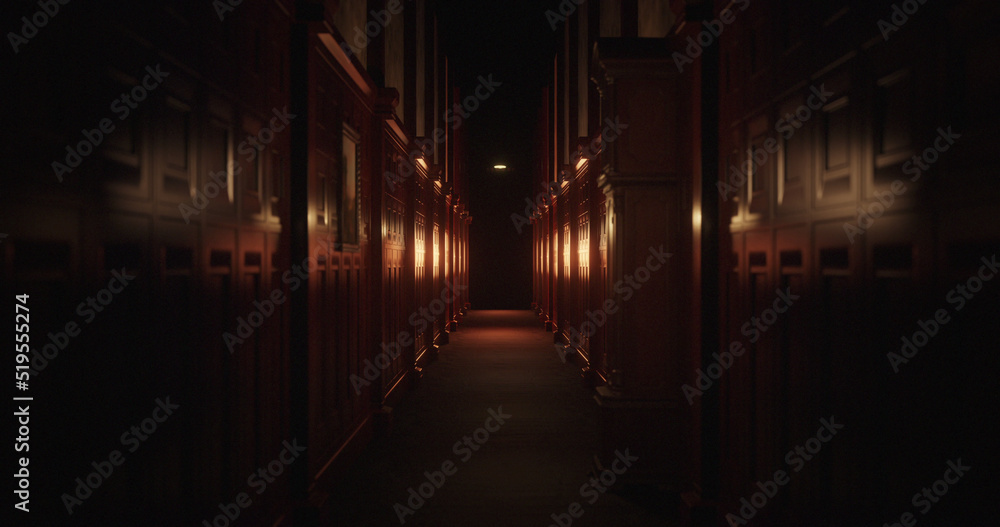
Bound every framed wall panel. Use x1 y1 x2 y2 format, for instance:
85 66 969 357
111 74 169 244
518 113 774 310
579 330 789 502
203 119 235 215
810 64 862 213
340 124 361 249
239 116 265 221
777 95 810 214
747 116 771 221
160 97 194 198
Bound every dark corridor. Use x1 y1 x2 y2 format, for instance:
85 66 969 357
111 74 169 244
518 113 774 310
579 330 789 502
325 310 672 526
2 1 999 526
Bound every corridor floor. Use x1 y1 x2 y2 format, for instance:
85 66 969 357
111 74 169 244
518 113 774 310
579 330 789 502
321 310 677 527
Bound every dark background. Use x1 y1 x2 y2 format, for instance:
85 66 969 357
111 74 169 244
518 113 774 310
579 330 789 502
438 0 560 309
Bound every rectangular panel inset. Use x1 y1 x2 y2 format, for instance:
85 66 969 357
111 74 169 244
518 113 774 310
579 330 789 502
271 151 285 204
244 252 262 268
164 104 191 171
210 250 232 269
106 117 138 157
819 248 849 270
204 121 233 213
163 175 191 195
875 72 913 157
340 125 360 246
751 136 768 192
780 250 803 268
784 126 809 183
100 117 141 186
824 103 850 171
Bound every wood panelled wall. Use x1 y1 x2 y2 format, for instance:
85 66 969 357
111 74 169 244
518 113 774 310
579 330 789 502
534 0 999 524
716 1 999 523
0 1 469 525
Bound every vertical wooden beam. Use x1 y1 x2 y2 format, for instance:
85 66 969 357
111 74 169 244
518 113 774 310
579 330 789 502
683 2 722 521
697 20 722 527
592 37 697 489
366 0 387 85
289 3 318 522
403 0 418 128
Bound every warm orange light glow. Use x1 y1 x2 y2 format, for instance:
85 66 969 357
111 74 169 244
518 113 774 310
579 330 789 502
494 164 507 170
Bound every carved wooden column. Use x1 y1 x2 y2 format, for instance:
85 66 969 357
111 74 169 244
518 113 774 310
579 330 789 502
532 214 539 313
453 199 467 323
554 176 570 343
446 195 458 332
542 198 555 331
462 211 471 313
440 184 453 341
591 38 697 489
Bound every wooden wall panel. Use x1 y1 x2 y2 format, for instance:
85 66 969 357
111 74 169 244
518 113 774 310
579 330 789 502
537 1 999 523
0 2 465 522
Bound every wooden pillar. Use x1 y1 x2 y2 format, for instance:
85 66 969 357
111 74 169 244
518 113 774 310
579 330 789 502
288 2 323 520
546 198 556 332
446 194 457 331
372 88 402 421
591 38 697 488
464 214 471 310
532 215 539 311
694 5 722 519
